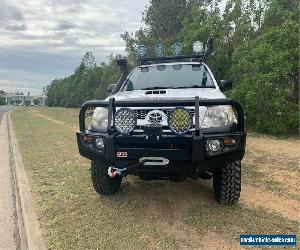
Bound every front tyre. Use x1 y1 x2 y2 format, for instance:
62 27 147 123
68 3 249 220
213 161 241 205
91 160 122 195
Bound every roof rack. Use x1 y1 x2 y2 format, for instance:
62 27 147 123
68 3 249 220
139 54 206 66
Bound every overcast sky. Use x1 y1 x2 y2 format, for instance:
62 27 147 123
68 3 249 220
0 0 149 95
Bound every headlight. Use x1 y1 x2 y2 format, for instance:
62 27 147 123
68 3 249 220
201 105 237 128
90 107 108 132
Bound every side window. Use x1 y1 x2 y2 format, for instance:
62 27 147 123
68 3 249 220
203 67 215 87
121 69 138 91
125 80 134 91
202 71 207 86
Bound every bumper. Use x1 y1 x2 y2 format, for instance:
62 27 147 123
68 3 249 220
76 130 246 175
76 97 246 176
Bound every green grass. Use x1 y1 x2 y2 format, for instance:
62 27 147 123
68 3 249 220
32 106 79 127
243 165 300 202
11 107 299 249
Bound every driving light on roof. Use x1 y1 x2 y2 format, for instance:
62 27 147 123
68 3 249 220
172 42 183 55
155 43 165 57
137 45 147 58
193 41 204 54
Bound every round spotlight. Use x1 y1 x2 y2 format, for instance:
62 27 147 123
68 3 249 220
114 108 137 135
206 139 221 152
95 137 105 149
137 45 147 58
168 108 192 135
155 43 165 57
193 41 204 54
172 42 182 55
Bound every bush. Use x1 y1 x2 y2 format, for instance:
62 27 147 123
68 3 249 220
0 96 6 105
229 20 299 135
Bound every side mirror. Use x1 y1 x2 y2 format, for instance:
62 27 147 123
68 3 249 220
219 80 233 91
107 84 116 93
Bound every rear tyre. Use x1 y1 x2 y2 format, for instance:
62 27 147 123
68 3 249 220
213 161 241 205
91 160 122 195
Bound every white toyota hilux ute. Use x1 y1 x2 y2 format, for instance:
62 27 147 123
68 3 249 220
76 50 246 205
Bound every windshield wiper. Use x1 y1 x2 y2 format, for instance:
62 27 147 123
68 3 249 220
141 85 215 90
170 85 215 89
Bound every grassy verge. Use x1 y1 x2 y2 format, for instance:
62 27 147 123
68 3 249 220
242 163 299 202
11 107 299 249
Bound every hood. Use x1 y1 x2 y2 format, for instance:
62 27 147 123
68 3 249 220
107 88 226 101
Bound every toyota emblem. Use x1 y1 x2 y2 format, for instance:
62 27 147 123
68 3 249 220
147 110 165 124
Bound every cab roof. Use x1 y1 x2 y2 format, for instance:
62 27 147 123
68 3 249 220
139 61 204 68
139 54 205 66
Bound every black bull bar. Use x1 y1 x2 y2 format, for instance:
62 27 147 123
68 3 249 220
78 97 245 170
78 96 245 134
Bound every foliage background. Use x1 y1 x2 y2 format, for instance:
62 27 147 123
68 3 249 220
0 96 5 106
46 0 299 135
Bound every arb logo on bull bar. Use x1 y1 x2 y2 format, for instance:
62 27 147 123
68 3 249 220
117 152 127 158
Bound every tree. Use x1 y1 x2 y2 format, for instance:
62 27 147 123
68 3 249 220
143 0 188 39
121 0 188 62
42 86 48 96
228 0 299 134
82 51 97 70
46 53 120 107
0 96 6 106
25 100 31 106
46 0 299 134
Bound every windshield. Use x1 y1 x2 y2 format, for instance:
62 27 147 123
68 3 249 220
121 64 215 91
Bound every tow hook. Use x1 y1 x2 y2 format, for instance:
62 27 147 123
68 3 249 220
108 167 127 178
107 160 146 178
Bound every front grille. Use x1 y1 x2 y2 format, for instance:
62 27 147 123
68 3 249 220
133 125 195 135
134 109 149 119
134 108 195 120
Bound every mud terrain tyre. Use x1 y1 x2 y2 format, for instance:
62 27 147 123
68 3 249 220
213 161 241 205
91 160 122 195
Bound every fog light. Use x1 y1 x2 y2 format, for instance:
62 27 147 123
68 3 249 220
95 137 104 149
207 139 221 152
